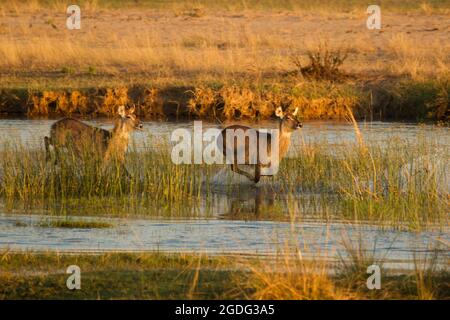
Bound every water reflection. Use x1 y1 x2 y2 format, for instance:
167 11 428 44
205 178 332 222
218 186 275 218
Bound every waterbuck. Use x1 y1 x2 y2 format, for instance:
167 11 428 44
44 105 143 165
218 106 302 183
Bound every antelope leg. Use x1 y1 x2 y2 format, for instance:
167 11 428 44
254 164 261 183
231 163 255 182
44 137 51 162
53 145 60 165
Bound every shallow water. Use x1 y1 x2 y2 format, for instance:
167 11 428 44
0 119 449 269
1 118 449 153
1 214 448 270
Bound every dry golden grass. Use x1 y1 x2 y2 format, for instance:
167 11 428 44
1 249 448 299
187 84 358 120
237 237 450 300
239 246 351 300
387 33 450 80
2 0 450 14
0 2 448 121
0 3 448 82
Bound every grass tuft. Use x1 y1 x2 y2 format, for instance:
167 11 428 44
38 219 113 229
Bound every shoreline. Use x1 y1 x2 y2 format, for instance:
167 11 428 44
1 78 448 122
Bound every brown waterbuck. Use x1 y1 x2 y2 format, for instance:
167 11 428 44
218 106 302 183
44 105 143 165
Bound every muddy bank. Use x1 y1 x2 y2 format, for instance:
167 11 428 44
0 80 448 122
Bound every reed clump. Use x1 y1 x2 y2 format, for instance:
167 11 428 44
39 219 113 229
376 78 450 122
0 141 214 217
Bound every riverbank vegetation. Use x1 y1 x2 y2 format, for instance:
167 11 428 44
0 1 449 122
0 250 448 299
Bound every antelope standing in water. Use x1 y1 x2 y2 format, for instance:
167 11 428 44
218 107 302 183
44 105 142 166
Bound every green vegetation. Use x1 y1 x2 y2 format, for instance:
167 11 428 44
39 219 113 229
0 124 447 229
0 44 446 122
0 251 448 299
60 67 75 75
381 78 450 122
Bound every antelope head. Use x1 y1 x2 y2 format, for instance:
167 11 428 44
275 106 302 133
117 105 143 132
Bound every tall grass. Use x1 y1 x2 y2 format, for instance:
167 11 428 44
0 140 216 217
236 231 449 300
279 132 448 229
187 82 360 121
240 252 346 299
0 124 447 229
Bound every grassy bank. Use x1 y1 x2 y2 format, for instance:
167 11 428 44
0 250 448 299
1 77 449 122
0 1 449 121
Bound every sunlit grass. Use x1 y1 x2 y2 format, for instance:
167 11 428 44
0 1 449 122
0 248 448 299
277 131 449 229
0 124 447 229
2 0 449 13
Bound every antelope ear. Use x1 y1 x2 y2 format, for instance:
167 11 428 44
117 105 126 118
129 105 136 114
275 106 284 119
292 107 299 117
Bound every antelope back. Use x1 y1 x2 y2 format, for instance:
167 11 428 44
219 125 273 165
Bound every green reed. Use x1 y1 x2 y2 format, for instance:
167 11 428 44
277 133 449 229
0 141 216 217
0 130 448 229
